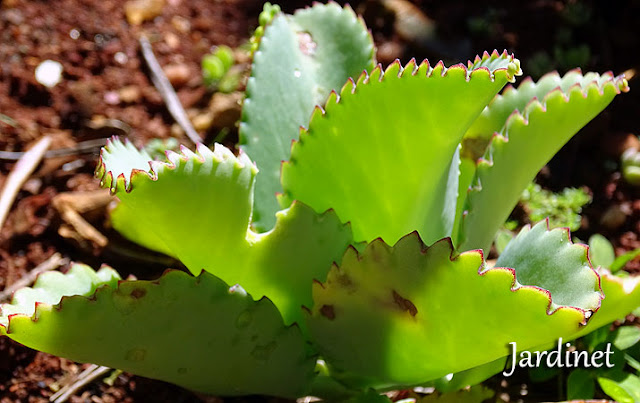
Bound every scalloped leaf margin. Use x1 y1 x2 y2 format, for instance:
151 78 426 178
1 264 317 398
457 71 629 252
306 221 599 390
96 138 354 327
281 51 521 248
240 1 376 232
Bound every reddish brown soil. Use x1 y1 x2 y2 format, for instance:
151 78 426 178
0 0 639 401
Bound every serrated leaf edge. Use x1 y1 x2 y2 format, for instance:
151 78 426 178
0 268 305 338
465 71 628 203
282 51 522 199
309 223 600 325
95 137 255 195
488 218 603 321
240 1 377 147
0 262 117 334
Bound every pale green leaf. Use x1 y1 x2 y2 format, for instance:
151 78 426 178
282 51 521 246
570 270 640 340
457 71 628 252
611 248 640 272
306 222 599 390
598 373 640 403
1 265 316 398
0 264 120 329
98 139 353 326
495 221 602 312
613 326 640 351
589 234 616 268
240 3 375 231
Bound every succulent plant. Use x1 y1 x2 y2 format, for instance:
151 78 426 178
1 3 638 401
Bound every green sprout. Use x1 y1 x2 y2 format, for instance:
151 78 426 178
143 137 180 160
521 182 592 231
201 45 239 93
622 146 640 185
249 2 282 54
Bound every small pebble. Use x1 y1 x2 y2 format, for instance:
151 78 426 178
104 91 120 105
4 9 24 25
22 178 42 194
125 0 165 25
600 202 632 230
118 85 141 103
114 51 128 65
192 112 214 131
171 16 191 33
163 63 191 87
35 60 63 88
164 32 180 49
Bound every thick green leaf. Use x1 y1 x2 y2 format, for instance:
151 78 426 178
567 369 595 400
611 248 640 272
598 373 640 403
457 71 629 252
99 141 256 267
463 70 614 147
570 269 640 340
282 51 521 246
461 268 640 388
0 264 120 329
589 234 616 269
240 2 375 232
495 221 602 311
613 326 640 351
306 223 599 390
1 265 315 398
431 358 505 392
248 201 354 326
98 139 353 325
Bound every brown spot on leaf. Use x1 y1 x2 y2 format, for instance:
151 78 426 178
393 290 417 317
461 137 491 161
320 304 335 320
335 272 357 294
130 288 146 299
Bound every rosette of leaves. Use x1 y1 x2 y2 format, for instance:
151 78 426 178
1 3 639 401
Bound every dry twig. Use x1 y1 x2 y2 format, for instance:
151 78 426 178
0 136 51 230
49 364 112 403
139 35 202 144
0 253 68 302
52 190 112 248
0 138 110 161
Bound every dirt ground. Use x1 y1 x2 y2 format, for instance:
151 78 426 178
0 0 639 401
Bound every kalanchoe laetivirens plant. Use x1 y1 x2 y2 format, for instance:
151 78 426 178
2 3 639 401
